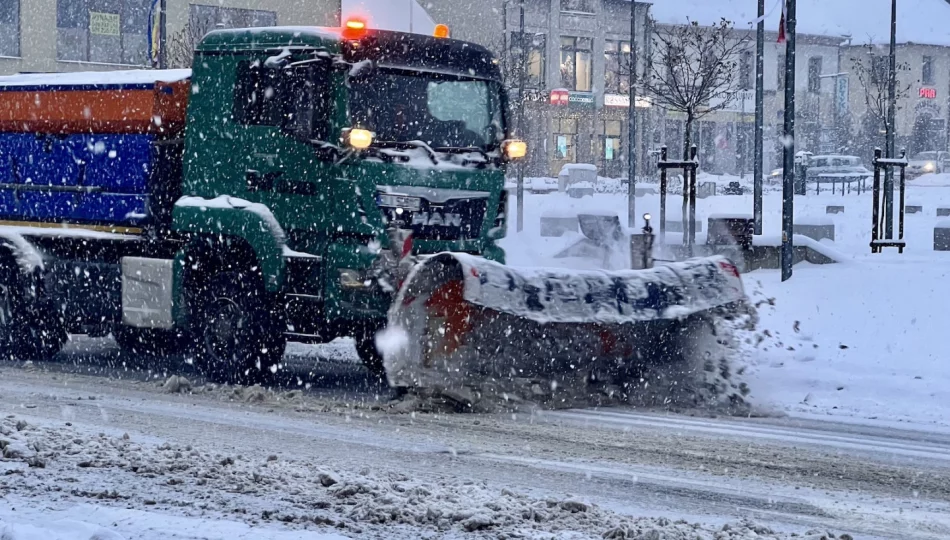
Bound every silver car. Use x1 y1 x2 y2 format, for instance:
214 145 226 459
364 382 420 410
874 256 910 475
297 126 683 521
907 151 950 177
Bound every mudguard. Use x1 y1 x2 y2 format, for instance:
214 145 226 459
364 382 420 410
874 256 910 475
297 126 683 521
380 253 748 391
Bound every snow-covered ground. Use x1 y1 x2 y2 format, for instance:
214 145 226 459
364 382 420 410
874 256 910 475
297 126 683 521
501 173 950 432
4 174 950 540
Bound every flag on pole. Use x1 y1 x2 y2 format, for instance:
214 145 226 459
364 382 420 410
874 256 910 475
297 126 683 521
777 0 787 43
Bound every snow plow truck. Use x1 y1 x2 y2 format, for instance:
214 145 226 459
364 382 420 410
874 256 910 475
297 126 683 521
0 20 751 393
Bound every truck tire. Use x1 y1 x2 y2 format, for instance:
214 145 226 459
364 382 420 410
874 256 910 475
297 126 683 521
356 332 386 381
0 259 67 362
194 272 286 384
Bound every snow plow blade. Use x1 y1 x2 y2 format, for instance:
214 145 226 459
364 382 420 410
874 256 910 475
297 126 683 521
380 253 751 398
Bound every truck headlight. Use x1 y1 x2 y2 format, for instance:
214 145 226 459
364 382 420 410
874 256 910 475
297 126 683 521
503 139 527 160
924 162 936 172
339 269 372 289
343 128 374 149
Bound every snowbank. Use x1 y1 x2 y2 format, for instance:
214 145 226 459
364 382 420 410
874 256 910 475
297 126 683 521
742 261 950 428
0 414 824 539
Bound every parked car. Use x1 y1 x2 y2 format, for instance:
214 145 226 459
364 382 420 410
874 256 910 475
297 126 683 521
907 151 950 177
804 155 872 181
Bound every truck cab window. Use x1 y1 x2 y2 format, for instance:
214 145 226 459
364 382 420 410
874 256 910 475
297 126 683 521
233 60 329 140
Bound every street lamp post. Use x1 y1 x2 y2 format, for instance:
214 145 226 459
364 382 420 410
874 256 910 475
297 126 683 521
884 0 898 238
781 0 797 282
627 1 640 228
753 0 765 235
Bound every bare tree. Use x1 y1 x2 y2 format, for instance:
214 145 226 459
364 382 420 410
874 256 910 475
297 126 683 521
164 11 221 69
641 18 749 160
849 43 912 151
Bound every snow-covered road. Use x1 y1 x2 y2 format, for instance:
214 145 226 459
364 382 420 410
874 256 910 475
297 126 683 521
2 357 948 539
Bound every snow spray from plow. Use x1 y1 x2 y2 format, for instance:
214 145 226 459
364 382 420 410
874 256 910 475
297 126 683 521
379 252 757 410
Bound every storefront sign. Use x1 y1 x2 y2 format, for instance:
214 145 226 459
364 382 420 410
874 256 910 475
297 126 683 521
90 12 121 36
604 94 653 108
836 77 849 114
920 87 937 99
550 89 594 108
708 90 755 113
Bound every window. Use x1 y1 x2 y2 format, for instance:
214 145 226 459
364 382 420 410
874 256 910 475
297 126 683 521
605 40 631 94
350 71 503 149
560 37 592 92
923 55 934 85
510 32 546 89
561 0 594 14
553 118 577 160
234 61 330 140
57 0 153 64
739 50 752 91
599 120 623 162
777 53 786 88
0 0 18 57
808 56 822 93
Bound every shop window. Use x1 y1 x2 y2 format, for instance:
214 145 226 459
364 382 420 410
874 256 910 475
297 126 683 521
510 32 546 89
553 118 577 160
605 40 631 94
599 120 623 161
560 36 592 92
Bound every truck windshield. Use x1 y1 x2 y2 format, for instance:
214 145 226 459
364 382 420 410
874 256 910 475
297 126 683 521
350 68 504 151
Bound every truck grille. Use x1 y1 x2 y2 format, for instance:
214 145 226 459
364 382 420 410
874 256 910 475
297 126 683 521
378 196 487 241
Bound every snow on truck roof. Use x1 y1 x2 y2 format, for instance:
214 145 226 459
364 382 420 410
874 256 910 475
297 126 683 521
0 69 191 90
197 26 345 50
647 0 950 47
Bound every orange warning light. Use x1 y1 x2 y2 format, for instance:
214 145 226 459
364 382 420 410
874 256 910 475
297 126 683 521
433 24 450 38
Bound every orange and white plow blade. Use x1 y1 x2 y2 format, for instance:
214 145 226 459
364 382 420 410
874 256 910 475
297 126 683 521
379 253 751 394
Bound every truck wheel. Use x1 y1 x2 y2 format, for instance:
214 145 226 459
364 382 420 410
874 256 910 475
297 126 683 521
194 272 286 384
355 331 387 381
0 260 67 362
113 327 194 358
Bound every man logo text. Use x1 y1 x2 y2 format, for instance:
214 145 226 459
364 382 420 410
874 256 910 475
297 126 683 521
412 212 462 227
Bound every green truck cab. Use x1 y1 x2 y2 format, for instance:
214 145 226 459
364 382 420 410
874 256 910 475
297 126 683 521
0 24 522 382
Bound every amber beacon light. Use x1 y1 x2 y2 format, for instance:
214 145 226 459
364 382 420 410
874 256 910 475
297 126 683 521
433 24 450 38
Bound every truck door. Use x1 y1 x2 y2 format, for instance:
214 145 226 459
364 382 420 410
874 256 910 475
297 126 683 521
232 57 335 232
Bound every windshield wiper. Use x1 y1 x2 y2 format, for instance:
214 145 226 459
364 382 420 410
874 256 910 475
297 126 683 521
372 140 440 166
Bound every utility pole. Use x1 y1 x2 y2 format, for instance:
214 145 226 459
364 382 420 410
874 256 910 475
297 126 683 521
753 0 764 235
158 0 167 69
627 1 639 228
516 0 527 232
781 0 796 282
884 0 897 238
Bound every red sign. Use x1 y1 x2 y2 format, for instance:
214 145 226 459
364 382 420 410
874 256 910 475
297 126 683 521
920 87 937 99
549 89 569 106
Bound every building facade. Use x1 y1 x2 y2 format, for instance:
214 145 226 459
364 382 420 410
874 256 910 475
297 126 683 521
428 0 650 178
0 1 339 76
428 0 846 179
843 42 950 161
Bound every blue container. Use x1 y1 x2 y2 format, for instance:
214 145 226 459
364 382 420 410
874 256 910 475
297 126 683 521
0 132 153 227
